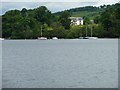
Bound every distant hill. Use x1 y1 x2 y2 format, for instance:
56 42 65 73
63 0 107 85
54 6 105 19
2 3 120 39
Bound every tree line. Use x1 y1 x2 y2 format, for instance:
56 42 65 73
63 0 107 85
2 3 120 39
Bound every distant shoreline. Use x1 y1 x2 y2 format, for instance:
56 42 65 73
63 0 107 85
2 38 119 40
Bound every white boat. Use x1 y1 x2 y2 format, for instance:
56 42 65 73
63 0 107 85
79 37 83 39
38 37 47 40
83 26 89 39
82 37 98 39
83 37 89 39
52 37 58 40
79 25 98 39
0 38 4 40
89 25 98 39
88 37 98 39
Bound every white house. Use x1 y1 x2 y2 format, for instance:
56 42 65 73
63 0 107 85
69 17 83 25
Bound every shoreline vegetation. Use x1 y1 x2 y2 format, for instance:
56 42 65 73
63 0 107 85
1 2 120 39
2 38 119 40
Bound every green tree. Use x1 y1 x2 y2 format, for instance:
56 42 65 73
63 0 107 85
59 10 71 29
34 6 52 25
99 3 120 37
21 8 28 17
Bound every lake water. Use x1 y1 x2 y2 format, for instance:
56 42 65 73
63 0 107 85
2 39 118 88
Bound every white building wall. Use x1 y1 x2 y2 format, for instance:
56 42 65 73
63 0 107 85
70 17 84 25
81 20 84 25
76 20 80 25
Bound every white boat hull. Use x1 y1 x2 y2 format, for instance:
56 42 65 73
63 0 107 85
79 37 98 39
52 37 58 40
38 37 47 40
88 37 98 39
0 38 4 40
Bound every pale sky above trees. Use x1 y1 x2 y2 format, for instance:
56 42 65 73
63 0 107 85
1 0 119 15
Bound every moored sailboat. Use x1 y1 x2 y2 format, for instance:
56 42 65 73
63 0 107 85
38 26 47 40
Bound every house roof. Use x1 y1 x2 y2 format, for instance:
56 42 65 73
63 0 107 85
69 17 83 20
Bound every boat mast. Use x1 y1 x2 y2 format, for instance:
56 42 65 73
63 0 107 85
81 32 82 37
80 29 83 37
91 25 93 37
86 25 88 37
41 25 42 37
90 20 94 37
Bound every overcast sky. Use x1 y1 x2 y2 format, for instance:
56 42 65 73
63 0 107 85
1 0 119 15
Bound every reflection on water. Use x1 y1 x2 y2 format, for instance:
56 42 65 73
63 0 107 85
2 39 118 88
